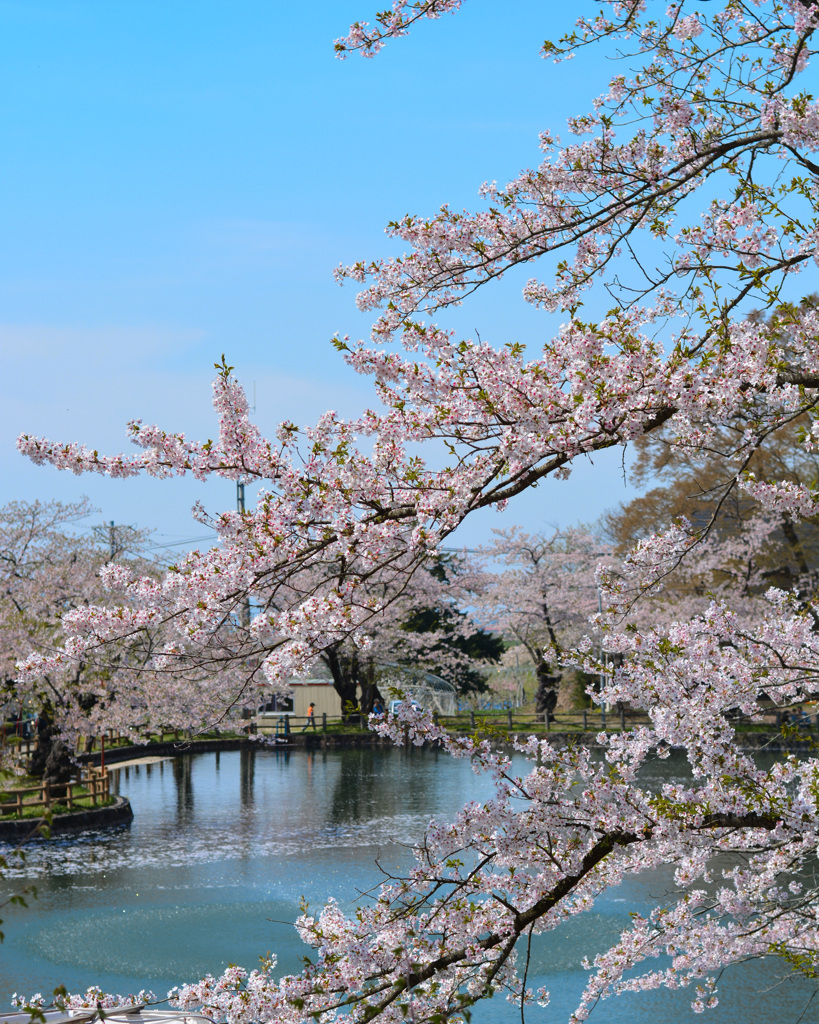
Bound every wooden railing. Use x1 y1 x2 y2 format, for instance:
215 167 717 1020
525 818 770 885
437 709 817 733
0 735 36 757
0 766 110 819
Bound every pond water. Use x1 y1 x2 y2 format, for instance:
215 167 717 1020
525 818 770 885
1 746 817 1023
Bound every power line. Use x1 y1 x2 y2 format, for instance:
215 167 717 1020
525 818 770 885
92 520 124 558
141 534 218 551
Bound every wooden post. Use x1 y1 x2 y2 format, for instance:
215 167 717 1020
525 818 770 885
507 709 513 729
620 708 626 730
322 713 327 733
469 711 475 730
601 709 606 730
582 709 588 730
101 733 106 774
16 791 22 818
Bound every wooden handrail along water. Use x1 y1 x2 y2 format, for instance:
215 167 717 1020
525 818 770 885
0 766 110 819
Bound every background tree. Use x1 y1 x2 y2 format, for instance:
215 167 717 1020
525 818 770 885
475 527 606 719
398 555 503 696
309 553 498 717
604 298 819 629
0 499 141 779
1 499 257 779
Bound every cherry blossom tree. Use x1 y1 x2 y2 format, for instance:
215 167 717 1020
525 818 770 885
0 500 257 779
16 0 819 1019
0 498 144 779
475 527 606 719
604 384 819 644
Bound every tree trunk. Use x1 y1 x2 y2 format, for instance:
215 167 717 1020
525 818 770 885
322 647 386 721
27 708 73 783
358 657 385 717
534 662 560 723
323 646 360 722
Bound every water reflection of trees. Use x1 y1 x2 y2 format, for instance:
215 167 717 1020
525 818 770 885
172 756 194 825
240 747 255 808
328 747 444 824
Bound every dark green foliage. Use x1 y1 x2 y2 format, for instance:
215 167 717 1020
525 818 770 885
401 605 503 694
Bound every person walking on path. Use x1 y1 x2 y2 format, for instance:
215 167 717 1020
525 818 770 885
302 703 317 732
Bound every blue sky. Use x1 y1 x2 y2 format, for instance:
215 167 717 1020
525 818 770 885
0 0 641 551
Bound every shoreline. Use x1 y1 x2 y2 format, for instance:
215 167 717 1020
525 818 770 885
1 728 808 840
0 795 133 842
78 727 816 763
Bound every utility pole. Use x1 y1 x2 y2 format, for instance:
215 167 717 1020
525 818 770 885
237 482 250 627
597 584 612 712
236 380 255 627
93 520 120 560
235 382 253 622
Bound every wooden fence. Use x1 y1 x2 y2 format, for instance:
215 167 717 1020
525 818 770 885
0 766 110 819
4 707 808 771
258 707 810 736
257 708 635 734
0 727 190 760
444 708 629 732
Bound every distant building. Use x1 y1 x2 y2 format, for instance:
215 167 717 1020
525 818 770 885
288 679 342 718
